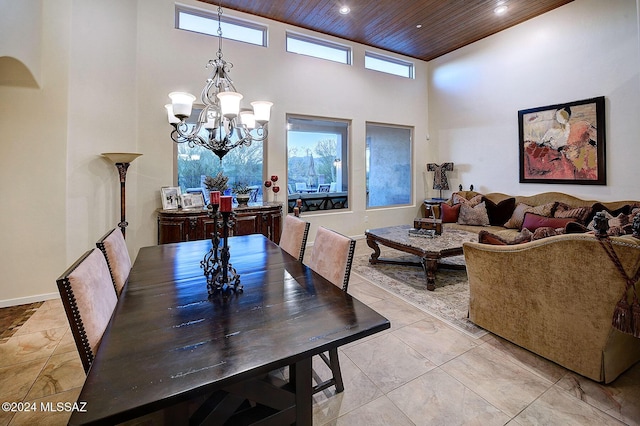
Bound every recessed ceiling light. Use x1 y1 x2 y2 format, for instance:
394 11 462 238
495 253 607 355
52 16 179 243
416 24 422 29
494 5 508 15
339 5 350 15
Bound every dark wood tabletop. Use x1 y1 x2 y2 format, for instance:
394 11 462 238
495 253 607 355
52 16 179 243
69 234 389 425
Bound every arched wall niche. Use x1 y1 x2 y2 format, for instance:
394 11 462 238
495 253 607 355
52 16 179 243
0 56 39 88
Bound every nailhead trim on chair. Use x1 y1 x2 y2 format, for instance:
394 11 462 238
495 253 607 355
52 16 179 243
341 239 356 292
96 229 119 294
297 222 311 262
56 250 96 374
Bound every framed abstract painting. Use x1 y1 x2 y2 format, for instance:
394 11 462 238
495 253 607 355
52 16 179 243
518 96 606 185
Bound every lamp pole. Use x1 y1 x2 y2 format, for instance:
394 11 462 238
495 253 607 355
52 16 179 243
102 153 142 238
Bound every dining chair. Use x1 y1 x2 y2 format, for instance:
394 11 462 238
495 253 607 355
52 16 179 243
96 228 131 296
307 226 356 292
306 226 357 394
56 248 118 373
279 214 310 261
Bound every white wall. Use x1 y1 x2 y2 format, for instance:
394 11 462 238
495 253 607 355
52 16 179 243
0 0 71 305
3 0 638 305
134 0 430 249
66 0 139 266
0 0 42 87
0 0 429 305
428 0 640 201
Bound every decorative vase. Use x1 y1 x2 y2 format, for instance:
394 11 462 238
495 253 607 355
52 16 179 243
236 194 250 207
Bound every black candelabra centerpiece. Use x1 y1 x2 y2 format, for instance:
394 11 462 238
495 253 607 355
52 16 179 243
201 192 242 298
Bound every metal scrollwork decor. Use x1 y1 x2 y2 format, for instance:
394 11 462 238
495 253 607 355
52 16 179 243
200 201 242 298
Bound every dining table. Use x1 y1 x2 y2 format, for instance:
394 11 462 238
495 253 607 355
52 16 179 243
69 234 390 425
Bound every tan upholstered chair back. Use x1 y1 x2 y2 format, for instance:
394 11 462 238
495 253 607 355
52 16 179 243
96 228 131 296
307 226 356 291
279 215 310 261
56 248 118 373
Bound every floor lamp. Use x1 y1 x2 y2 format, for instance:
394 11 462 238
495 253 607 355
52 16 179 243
102 153 142 238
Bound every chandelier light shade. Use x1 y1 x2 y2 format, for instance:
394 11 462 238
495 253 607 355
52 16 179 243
166 5 272 161
217 91 243 118
168 92 197 119
239 109 256 129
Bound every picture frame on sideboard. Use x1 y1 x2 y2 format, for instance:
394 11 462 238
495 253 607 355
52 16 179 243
181 192 205 209
161 186 181 210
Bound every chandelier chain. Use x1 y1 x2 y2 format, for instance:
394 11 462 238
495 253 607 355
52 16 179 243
217 4 224 60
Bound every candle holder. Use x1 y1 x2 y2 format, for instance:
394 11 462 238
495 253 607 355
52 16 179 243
201 205 242 297
201 203 221 290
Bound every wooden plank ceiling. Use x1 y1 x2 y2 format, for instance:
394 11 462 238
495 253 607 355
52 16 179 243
198 0 573 62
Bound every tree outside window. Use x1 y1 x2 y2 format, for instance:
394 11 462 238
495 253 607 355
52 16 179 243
287 116 349 211
176 108 264 201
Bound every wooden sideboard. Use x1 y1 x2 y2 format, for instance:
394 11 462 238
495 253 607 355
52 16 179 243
157 203 282 245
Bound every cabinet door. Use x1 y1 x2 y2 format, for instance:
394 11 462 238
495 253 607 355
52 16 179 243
158 218 187 244
183 217 200 241
269 211 282 244
257 211 280 243
234 214 260 236
199 216 218 240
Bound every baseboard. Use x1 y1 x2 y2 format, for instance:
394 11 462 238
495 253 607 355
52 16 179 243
0 292 59 308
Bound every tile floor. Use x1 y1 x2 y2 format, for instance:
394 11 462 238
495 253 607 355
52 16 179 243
1 241 639 425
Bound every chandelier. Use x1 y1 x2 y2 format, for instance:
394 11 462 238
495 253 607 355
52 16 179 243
165 5 272 161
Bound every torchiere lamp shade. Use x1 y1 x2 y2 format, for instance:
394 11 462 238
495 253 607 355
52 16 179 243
101 153 143 164
102 153 142 238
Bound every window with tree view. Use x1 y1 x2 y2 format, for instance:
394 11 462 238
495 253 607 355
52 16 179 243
176 107 264 202
287 116 349 213
366 123 412 208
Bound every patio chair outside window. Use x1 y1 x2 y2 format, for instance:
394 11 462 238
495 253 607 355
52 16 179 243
317 184 331 193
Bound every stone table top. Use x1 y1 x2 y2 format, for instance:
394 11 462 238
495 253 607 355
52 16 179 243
365 225 478 254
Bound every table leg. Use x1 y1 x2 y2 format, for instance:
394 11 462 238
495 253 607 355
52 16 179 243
421 258 438 291
366 236 381 264
292 357 312 426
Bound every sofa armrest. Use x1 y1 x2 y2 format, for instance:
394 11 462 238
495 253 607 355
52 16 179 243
463 233 640 382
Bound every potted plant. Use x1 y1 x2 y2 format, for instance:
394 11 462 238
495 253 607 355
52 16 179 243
204 171 229 193
233 181 253 207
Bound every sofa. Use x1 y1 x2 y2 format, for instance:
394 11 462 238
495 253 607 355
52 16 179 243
436 191 640 383
440 191 638 241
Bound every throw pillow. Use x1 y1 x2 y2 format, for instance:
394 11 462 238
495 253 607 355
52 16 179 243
441 203 461 223
553 202 592 224
532 226 565 240
452 193 483 207
503 202 556 229
478 229 532 245
482 197 516 226
565 222 589 234
521 212 577 232
478 230 508 245
458 201 490 226
585 203 631 224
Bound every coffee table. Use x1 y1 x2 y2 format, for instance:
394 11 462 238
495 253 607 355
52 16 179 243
365 225 477 291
